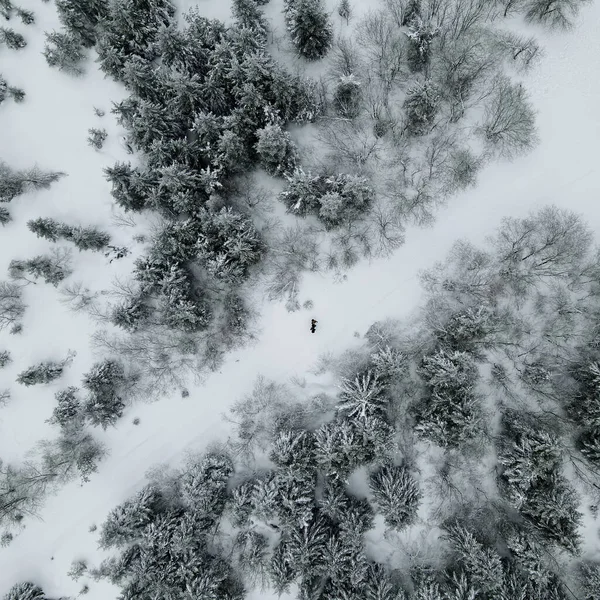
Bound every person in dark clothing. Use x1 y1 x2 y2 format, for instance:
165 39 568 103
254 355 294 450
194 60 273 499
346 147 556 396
310 319 318 333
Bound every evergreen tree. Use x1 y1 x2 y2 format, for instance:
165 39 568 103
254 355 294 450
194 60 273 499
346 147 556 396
196 207 264 283
43 31 86 75
406 18 438 73
88 127 107 149
16 358 70 386
181 452 233 516
99 485 162 548
2 582 46 600
0 206 9 225
16 8 35 25
0 161 65 202
255 123 297 176
578 560 600 600
48 387 82 428
27 217 61 241
337 370 387 422
82 359 127 429
333 74 362 118
404 79 440 135
55 0 108 47
369 463 421 530
0 27 26 50
286 0 333 60
104 162 149 211
0 349 10 368
402 0 422 25
9 252 72 286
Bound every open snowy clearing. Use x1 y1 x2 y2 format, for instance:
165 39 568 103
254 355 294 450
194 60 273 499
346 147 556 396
2 0 600 597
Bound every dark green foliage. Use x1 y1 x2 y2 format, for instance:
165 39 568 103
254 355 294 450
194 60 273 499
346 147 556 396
255 123 297 175
406 18 438 73
55 0 108 47
0 27 26 49
16 8 34 25
404 79 439 135
369 463 421 530
16 360 67 386
281 169 374 228
0 206 10 225
333 75 362 118
48 387 82 428
412 349 482 447
96 0 176 78
82 360 127 429
43 30 86 75
87 128 107 149
9 253 71 286
104 162 148 212
196 207 264 283
578 560 600 600
0 161 65 202
28 217 110 251
285 0 333 60
110 293 150 332
496 412 582 554
0 350 10 368
181 452 233 515
2 582 46 600
232 0 268 31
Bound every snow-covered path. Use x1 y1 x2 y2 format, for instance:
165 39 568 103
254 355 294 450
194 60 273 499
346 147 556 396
2 0 600 596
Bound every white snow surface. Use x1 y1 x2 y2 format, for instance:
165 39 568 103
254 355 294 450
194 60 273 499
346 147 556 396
2 0 600 596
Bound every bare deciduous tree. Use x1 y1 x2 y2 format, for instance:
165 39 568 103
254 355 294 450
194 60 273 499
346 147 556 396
0 281 26 331
478 75 537 158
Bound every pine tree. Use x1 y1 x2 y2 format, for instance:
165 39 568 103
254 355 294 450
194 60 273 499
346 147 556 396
16 359 70 386
0 27 26 50
578 560 600 600
402 0 422 25
99 485 162 548
0 162 65 202
82 359 127 429
55 0 108 47
43 31 86 75
88 127 107 149
27 217 62 241
255 123 297 176
404 80 439 135
9 252 72 286
337 0 352 24
369 464 421 530
2 582 46 600
337 370 387 422
406 18 438 73
0 350 10 368
286 0 333 60
104 162 149 211
181 452 233 516
0 206 9 225
333 75 362 118
16 8 35 25
48 386 82 428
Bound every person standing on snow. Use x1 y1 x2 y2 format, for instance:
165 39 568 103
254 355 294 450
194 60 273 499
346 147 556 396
310 319 318 333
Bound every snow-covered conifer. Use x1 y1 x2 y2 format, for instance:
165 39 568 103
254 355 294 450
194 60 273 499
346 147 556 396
55 0 108 47
286 0 333 60
0 27 26 50
82 359 127 429
99 485 162 548
181 452 233 515
333 74 362 118
48 387 82 428
2 582 46 600
404 80 439 135
43 31 86 75
255 123 297 176
369 463 421 530
16 358 70 386
87 128 107 150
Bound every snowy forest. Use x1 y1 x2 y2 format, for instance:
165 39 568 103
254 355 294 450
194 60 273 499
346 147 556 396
1 0 600 598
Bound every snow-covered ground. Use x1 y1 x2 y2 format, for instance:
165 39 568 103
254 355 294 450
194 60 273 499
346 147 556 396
2 0 600 597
